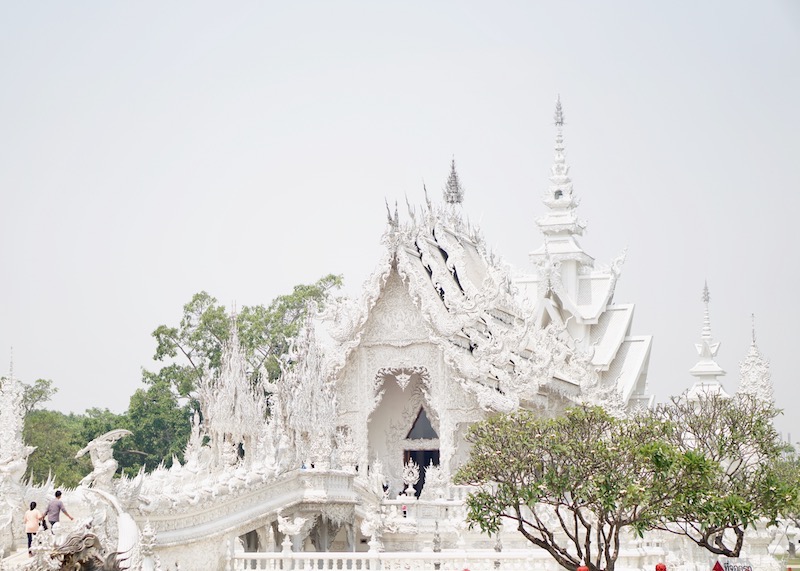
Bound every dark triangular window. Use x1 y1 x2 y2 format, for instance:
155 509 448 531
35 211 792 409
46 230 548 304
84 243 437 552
406 408 438 440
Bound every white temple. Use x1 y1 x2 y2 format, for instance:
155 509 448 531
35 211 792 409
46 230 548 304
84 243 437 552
0 101 784 571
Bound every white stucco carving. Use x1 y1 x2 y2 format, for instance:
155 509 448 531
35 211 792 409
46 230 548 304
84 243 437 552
76 429 132 491
737 315 773 404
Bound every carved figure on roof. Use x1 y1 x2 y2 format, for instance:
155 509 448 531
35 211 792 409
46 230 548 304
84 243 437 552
183 411 212 474
76 429 132 491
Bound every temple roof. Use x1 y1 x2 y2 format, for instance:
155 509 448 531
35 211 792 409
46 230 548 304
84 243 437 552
314 100 653 414
319 163 600 413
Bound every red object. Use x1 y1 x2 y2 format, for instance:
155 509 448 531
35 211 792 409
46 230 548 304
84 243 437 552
656 564 667 571
577 566 590 571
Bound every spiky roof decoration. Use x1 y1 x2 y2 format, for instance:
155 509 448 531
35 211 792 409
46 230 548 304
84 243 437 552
319 186 606 413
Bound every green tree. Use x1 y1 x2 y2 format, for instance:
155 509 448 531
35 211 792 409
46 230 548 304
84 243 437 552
254 274 343 380
653 393 794 557
124 378 192 473
20 378 58 414
77 407 138 474
455 406 713 571
79 407 129 444
0 376 57 414
774 447 800 528
131 274 342 472
23 410 91 488
149 274 343 396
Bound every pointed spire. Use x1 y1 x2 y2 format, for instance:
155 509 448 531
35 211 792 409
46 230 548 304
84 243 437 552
443 157 464 205
701 280 713 340
751 313 757 346
385 198 399 228
405 194 416 223
539 95 583 224
529 96 591 267
423 181 432 211
687 281 728 400
385 198 393 224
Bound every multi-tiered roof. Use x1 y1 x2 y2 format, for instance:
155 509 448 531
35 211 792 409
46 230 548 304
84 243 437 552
516 97 653 409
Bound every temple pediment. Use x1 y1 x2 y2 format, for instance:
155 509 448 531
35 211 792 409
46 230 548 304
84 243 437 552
360 271 431 346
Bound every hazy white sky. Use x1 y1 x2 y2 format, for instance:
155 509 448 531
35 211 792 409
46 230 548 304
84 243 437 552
1 2 799 438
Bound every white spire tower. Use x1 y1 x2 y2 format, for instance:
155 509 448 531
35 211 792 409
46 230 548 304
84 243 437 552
737 314 773 404
686 282 729 400
529 95 592 271
516 98 652 411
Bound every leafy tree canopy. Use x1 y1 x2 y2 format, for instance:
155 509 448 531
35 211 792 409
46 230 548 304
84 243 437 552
21 378 58 414
124 378 191 473
653 393 794 557
148 273 342 396
24 409 91 488
0 376 58 415
455 406 716 571
775 447 800 529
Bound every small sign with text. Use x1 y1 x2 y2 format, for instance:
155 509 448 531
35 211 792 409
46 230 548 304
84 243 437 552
711 558 753 571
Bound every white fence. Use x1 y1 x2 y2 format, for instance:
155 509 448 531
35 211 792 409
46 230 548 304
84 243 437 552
227 550 552 571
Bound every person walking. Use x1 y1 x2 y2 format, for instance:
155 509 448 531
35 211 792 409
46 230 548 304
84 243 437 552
23 501 43 556
43 490 74 531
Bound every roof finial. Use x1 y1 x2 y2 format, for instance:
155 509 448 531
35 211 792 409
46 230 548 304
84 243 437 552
554 94 564 128
701 280 712 339
443 157 464 205
8 346 13 381
751 313 757 345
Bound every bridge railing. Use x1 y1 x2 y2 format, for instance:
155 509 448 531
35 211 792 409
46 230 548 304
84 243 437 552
227 550 552 571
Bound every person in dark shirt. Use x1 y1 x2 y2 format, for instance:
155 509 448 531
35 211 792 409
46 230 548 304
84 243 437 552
43 490 74 530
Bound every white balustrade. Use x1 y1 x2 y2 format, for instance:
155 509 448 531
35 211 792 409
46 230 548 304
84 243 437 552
229 550 551 571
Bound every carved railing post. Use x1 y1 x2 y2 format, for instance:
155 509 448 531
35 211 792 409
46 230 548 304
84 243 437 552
226 536 234 571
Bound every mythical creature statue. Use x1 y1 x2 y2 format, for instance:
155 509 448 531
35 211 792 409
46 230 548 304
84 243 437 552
49 529 127 571
76 429 132 491
0 374 35 553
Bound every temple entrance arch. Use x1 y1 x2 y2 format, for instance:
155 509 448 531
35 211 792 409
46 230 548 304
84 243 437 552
367 366 439 496
402 406 440 497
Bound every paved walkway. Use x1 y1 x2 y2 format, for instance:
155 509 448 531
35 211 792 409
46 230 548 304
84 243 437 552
2 547 33 568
